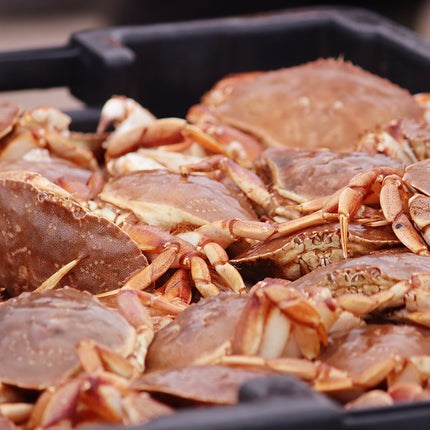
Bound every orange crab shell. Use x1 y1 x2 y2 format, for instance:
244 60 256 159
0 288 136 390
189 59 424 152
0 171 147 296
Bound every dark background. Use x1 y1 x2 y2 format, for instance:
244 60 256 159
1 1 429 111
0 1 427 30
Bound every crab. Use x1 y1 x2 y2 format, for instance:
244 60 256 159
284 248 430 327
333 157 430 257
231 222 400 282
94 169 286 296
99 95 264 169
132 364 272 406
0 287 178 428
0 287 154 425
253 147 404 206
314 324 430 403
0 170 151 297
187 58 424 153
267 156 430 258
0 106 104 172
145 277 355 374
179 149 402 221
0 153 104 202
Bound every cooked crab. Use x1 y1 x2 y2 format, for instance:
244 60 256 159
0 106 102 172
231 222 399 282
0 171 147 296
334 157 430 257
283 248 430 327
0 287 169 428
187 58 423 152
95 169 283 296
269 157 430 258
254 148 404 205
314 324 430 402
132 364 272 406
0 152 104 201
145 278 347 373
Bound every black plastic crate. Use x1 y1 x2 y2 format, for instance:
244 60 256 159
2 6 430 430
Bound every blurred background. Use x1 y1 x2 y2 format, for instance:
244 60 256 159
1 0 429 110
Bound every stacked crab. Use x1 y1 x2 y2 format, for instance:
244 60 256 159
3 58 430 429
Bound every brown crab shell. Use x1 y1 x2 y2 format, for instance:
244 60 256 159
255 148 404 203
287 248 430 296
231 223 400 282
0 287 135 390
145 293 247 372
98 170 259 233
190 59 423 152
133 365 271 406
0 101 21 140
0 171 147 296
319 324 430 377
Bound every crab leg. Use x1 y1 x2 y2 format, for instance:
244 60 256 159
379 175 430 255
124 222 244 296
181 155 279 216
231 279 339 360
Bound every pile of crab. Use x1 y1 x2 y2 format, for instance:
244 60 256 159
3 58 430 429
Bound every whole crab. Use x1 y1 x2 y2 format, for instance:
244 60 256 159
0 287 156 426
231 222 399 282
0 171 148 296
270 156 430 259
187 58 424 152
145 277 362 373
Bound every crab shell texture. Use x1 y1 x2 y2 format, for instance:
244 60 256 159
98 170 259 233
145 293 247 372
255 148 404 203
0 287 135 390
288 248 430 297
0 101 21 139
320 324 430 374
0 171 147 296
231 222 400 282
0 157 101 201
189 59 423 152
318 324 430 399
133 364 271 406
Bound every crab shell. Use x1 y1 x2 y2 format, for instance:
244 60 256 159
98 170 259 233
255 148 404 203
288 248 430 297
188 59 423 152
0 101 21 140
317 324 430 399
145 293 247 372
0 156 104 201
133 364 271 406
0 287 135 390
231 222 400 282
0 171 147 296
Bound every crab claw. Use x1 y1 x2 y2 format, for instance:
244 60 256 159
232 278 340 360
97 96 156 134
